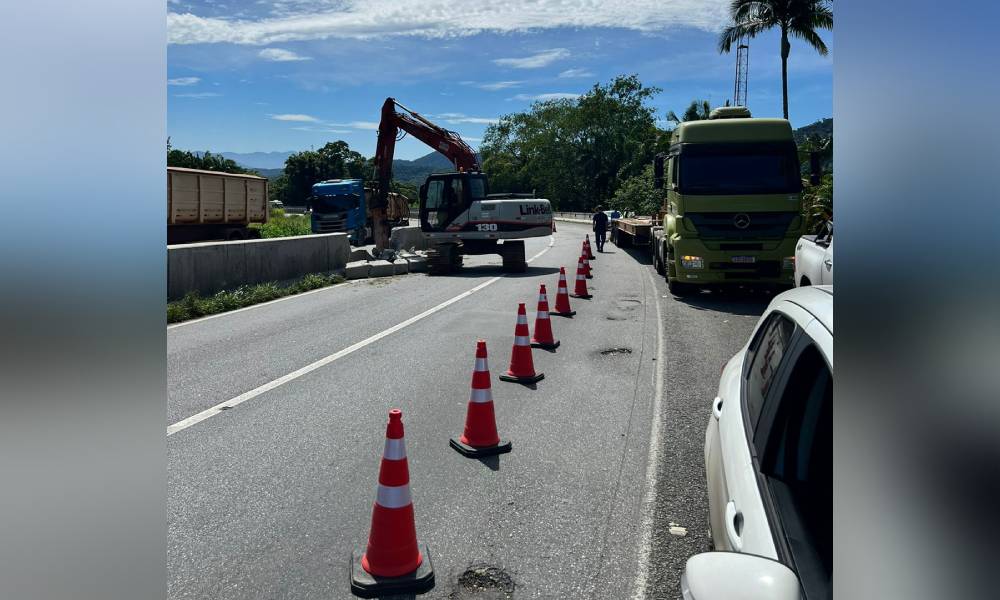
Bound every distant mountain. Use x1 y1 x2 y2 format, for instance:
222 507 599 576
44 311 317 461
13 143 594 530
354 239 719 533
391 151 482 185
793 118 832 143
217 151 295 170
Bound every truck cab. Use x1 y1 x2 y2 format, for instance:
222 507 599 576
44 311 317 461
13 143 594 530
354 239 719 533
310 179 370 245
654 107 804 295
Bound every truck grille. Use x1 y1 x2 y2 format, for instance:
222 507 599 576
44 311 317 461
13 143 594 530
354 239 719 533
709 261 781 278
686 212 796 240
313 218 346 233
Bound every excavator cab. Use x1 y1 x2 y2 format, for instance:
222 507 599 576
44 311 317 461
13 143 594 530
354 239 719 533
418 172 488 232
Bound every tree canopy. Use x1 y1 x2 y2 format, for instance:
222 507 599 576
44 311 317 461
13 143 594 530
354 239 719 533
480 75 666 211
281 141 370 206
167 147 258 176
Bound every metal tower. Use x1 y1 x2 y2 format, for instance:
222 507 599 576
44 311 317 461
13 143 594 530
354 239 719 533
733 40 749 107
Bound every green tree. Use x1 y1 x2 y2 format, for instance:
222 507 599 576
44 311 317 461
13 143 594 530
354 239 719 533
612 164 662 216
666 99 714 124
167 148 258 175
718 0 832 119
481 75 663 211
282 141 369 206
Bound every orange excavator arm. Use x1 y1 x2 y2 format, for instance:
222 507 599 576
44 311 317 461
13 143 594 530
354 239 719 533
370 97 480 250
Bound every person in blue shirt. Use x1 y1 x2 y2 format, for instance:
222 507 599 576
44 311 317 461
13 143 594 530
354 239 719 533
592 206 609 252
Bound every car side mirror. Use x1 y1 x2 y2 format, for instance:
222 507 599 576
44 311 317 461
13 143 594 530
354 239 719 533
681 552 801 600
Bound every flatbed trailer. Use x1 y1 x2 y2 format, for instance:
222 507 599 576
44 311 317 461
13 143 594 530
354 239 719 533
611 217 655 248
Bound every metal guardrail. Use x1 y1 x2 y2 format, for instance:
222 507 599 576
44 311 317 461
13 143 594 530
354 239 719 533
552 212 592 221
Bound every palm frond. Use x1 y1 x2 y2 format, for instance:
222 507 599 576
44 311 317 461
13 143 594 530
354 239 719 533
790 27 829 55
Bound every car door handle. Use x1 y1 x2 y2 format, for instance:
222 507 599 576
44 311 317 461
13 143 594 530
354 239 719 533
712 396 724 420
725 501 744 551
824 259 833 269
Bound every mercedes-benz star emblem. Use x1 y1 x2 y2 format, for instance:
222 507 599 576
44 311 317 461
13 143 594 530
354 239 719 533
733 214 751 229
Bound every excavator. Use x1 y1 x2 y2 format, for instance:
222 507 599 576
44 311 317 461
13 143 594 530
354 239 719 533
369 97 553 274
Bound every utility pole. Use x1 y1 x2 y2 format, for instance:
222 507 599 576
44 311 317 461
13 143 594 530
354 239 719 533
734 39 749 107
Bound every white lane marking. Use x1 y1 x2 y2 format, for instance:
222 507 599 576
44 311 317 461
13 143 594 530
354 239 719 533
632 268 666 600
167 236 554 436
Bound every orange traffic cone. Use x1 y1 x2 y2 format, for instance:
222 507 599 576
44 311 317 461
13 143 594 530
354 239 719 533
584 235 595 259
582 253 593 279
499 303 544 384
572 257 592 299
551 267 576 317
450 340 512 457
530 284 560 350
351 409 435 598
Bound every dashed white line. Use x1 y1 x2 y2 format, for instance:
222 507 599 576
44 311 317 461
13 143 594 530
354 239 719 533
167 237 555 437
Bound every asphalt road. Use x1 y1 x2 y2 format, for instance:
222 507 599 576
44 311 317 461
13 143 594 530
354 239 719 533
167 222 769 599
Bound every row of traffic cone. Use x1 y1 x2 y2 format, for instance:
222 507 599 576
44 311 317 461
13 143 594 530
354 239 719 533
350 235 599 597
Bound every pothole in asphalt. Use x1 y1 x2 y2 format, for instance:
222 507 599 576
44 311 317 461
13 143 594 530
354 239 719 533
450 564 515 599
599 347 633 356
615 298 642 311
605 313 627 321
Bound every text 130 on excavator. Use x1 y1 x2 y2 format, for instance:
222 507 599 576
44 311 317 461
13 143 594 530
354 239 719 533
370 97 553 274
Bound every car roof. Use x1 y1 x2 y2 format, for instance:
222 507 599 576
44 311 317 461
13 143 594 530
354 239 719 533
776 285 832 334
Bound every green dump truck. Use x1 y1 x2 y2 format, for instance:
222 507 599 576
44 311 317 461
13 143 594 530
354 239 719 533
651 107 804 295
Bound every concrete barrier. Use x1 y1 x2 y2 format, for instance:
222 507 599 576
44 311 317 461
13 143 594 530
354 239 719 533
390 226 429 251
168 233 351 299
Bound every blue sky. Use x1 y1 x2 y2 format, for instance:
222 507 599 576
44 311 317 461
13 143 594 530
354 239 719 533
168 0 832 160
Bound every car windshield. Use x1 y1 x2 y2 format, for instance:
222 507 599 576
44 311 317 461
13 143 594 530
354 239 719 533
313 193 360 212
679 144 801 195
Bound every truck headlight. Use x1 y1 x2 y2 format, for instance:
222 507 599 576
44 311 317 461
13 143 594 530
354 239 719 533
681 255 704 269
783 256 795 270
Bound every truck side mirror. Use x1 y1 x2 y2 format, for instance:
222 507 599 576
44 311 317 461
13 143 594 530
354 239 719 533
419 183 427 202
653 155 665 190
809 151 822 186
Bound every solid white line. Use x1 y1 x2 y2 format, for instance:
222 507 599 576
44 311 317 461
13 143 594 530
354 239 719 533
166 236 554 437
632 268 666 600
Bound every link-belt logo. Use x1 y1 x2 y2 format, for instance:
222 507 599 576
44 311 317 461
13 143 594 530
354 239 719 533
519 204 551 215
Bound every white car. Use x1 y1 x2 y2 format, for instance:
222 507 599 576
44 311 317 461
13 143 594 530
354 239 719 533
794 222 833 287
682 286 832 600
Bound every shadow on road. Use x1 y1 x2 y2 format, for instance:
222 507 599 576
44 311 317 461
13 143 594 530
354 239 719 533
672 288 773 317
430 265 562 279
477 455 500 472
616 244 653 266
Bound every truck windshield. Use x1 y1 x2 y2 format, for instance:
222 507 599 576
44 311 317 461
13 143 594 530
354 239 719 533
313 193 360 213
679 144 801 195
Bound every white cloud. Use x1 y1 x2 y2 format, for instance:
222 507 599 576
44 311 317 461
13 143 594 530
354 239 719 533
433 113 499 125
477 80 523 90
168 1 730 45
558 68 594 78
168 76 201 86
509 92 580 102
270 113 318 121
328 121 380 130
259 47 312 61
174 92 221 98
493 48 569 69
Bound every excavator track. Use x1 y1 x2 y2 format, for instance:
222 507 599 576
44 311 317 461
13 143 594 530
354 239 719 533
427 242 463 275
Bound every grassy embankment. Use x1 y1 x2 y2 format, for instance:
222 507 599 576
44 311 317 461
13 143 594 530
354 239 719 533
167 272 346 323
249 209 312 238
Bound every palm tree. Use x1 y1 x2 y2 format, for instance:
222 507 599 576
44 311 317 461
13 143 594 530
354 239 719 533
718 0 832 119
666 99 713 124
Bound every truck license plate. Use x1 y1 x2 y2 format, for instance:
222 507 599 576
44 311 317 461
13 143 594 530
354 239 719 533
731 256 756 264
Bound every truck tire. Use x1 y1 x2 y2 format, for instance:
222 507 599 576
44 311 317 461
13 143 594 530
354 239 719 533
500 241 527 273
654 246 665 275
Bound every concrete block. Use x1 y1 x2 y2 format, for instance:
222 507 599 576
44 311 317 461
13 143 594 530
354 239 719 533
345 260 370 280
404 256 427 273
392 260 409 275
390 226 428 251
368 260 395 278
350 247 374 262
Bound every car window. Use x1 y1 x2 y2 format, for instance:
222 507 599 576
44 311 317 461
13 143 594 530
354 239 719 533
744 312 796 431
760 344 832 600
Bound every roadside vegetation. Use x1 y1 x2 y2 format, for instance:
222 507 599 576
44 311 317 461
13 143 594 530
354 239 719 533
167 272 346 323
249 209 312 238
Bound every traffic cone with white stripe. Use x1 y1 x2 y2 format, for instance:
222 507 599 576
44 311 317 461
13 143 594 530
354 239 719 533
584 235 595 260
530 284 560 350
450 340 512 458
351 409 435 598
572 256 593 299
582 253 593 279
551 267 576 317
499 303 544 384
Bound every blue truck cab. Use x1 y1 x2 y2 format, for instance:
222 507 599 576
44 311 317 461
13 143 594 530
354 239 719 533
310 179 370 245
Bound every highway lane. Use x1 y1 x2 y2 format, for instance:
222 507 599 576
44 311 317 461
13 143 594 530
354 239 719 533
167 221 770 598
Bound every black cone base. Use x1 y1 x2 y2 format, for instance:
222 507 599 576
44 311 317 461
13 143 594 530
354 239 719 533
499 371 544 384
550 310 576 317
351 544 435 598
450 437 512 458
530 340 560 350
571 293 592 299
